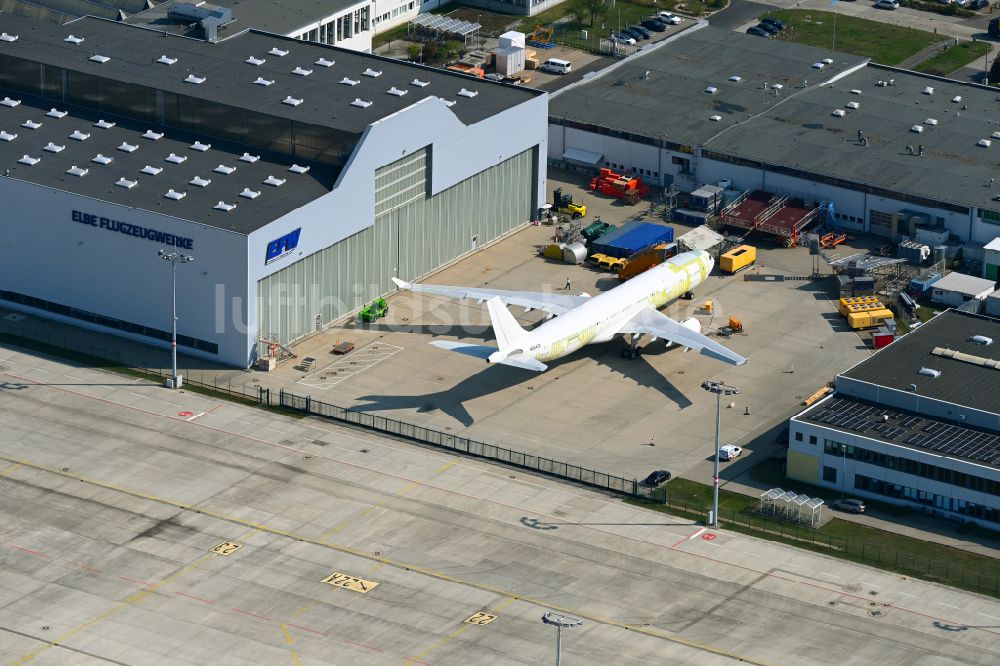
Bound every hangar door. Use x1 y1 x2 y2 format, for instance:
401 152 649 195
256 146 536 347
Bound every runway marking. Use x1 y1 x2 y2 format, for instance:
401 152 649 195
210 541 243 556
343 639 384 653
63 374 83 381
939 603 961 610
320 571 379 594
292 599 319 616
186 412 206 421
819 571 841 579
66 561 102 574
670 527 706 548
232 608 274 622
118 576 155 587
896 591 918 598
127 392 148 399
403 624 469 666
286 623 328 637
0 462 23 477
464 612 498 625
979 613 1000 621
175 592 215 605
687 528 707 540
291 651 302 666
861 581 879 588
297 342 403 390
281 623 293 644
11 545 48 558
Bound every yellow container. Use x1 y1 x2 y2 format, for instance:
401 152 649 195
838 295 881 317
719 245 756 274
544 243 565 260
847 308 894 330
704 299 714 314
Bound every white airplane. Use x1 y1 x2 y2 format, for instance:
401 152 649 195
391 249 747 372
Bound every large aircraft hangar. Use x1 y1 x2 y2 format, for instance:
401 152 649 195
0 15 547 367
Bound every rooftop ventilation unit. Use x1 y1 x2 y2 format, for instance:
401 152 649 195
21 120 42 130
709 114 722 122
728 75 742 83
214 164 236 174
118 142 138 152
190 176 211 187
165 153 187 164
458 88 478 98
95 119 115 129
282 96 303 106
0 33 19 42
971 335 993 345
239 188 260 199
164 189 186 200
184 74 206 84
315 58 334 67
850 89 862 95
264 175 286 187
911 125 924 133
993 131 1000 140
704 86 717 94
46 108 68 118
116 177 137 189
157 55 177 65
253 77 274 86
246 56 266 66
978 139 992 148
268 47 289 57
922 86 934 95
18 155 40 165
811 62 825 70
442 99 456 107
89 55 110 64
351 98 372 108
293 67 313 76
0 131 16 142
846 101 860 110
387 87 407 96
239 153 260 163
65 35 84 44
43 143 65 153
1 97 20 108
831 109 846 117
340 77 359 86
92 153 113 165
952 95 962 103
411 79 429 87
925 118 938 126
363 68 382 78
69 130 90 141
918 367 941 378
191 141 211 152
66 165 88 177
214 201 237 212
822 58 834 64
771 83 783 90
142 130 163 140
168 2 234 43
140 165 163 175
288 164 310 174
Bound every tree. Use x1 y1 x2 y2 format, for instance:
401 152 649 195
990 52 1000 87
406 44 422 62
568 0 609 27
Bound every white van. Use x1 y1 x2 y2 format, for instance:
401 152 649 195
540 58 572 75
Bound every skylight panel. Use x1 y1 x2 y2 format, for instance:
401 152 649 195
457 88 478 98
0 33 19 42
1 97 20 108
288 164 310 174
728 75 742 83
214 201 237 212
239 153 260 163
925 118 938 126
0 131 16 141
411 79 429 87
94 119 115 129
709 115 722 122
293 67 313 76
140 165 163 175
165 153 187 164
143 130 163 140
190 176 211 187
89 54 110 64
116 177 137 189
118 142 138 152
362 68 382 78
340 77 359 86
704 86 717 94
214 164 236 174
92 153 113 165
978 139 992 148
157 55 177 65
240 188 260 199
387 87 407 96
184 74 206 84
18 155 39 165
246 56 266 66
351 99 372 108
46 108 68 118
831 109 846 117
315 58 334 67
442 99 456 107
43 142 65 153
64 35 84 44
165 189 186 200
846 101 860 110
21 120 42 129
253 77 275 86
191 141 211 152
66 165 88 177
268 47 289 57
263 175 286 187
282 96 304 106
69 130 90 141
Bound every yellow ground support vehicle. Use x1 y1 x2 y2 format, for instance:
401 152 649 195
553 188 586 219
719 245 756 274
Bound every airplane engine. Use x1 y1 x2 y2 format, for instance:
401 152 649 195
665 317 702 350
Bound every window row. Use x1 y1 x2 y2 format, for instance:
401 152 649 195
854 474 1000 524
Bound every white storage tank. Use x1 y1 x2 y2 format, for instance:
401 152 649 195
499 30 526 50
562 242 587 264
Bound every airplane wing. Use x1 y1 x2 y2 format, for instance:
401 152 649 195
619 307 748 366
392 277 587 316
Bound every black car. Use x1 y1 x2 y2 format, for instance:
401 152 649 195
631 25 654 39
641 19 668 32
621 27 646 41
642 470 672 487
756 22 781 35
746 26 770 37
760 17 786 30
967 0 988 8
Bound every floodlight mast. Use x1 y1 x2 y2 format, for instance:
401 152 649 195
701 380 741 527
158 249 194 389
541 612 582 665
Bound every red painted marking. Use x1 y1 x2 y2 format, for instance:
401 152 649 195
119 576 156 587
286 623 329 637
702 533 717 541
66 560 102 574
206 403 224 414
177 411 194 417
175 591 215 605
7 370 997 639
231 608 273 622
11 545 48 558
670 528 704 548
342 639 384 653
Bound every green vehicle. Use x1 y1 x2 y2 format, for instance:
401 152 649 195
360 298 388 322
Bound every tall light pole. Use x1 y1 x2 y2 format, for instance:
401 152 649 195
158 249 194 389
701 380 741 528
541 612 582 666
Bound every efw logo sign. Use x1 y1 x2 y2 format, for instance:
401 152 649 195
265 228 301 264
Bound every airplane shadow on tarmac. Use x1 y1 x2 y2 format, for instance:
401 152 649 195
353 333 694 427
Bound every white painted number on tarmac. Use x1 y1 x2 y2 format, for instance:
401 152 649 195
320 572 380 594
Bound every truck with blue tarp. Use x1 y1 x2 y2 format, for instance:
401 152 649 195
589 221 675 259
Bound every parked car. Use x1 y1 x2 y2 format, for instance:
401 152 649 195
641 19 668 32
611 33 636 45
658 11 683 24
642 470 672 487
621 27 646 41
756 22 780 35
719 445 743 461
874 0 899 9
965 0 988 8
746 26 770 37
831 498 867 514
631 25 654 39
760 17 786 31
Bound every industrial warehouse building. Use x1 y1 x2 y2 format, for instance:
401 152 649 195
0 14 547 367
788 310 1000 528
548 25 1000 248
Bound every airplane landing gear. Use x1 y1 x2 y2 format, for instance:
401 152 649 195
621 334 642 360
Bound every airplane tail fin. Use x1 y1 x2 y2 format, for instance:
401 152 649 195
486 296 527 349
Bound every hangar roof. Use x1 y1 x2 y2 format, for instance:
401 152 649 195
840 309 1000 415
0 97 334 233
0 13 539 134
550 26 1000 212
